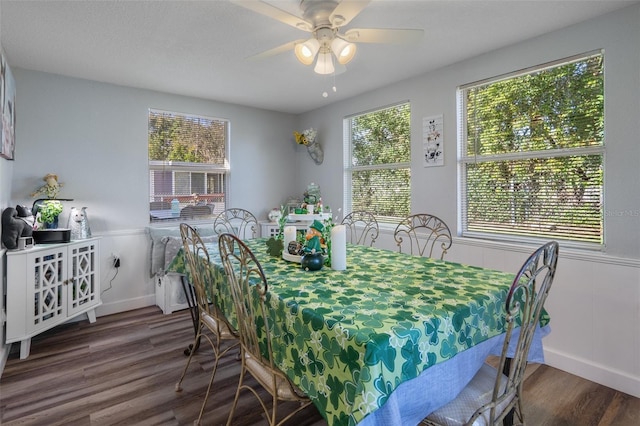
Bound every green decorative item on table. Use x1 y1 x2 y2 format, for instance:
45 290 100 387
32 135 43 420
303 220 324 253
265 237 284 256
301 219 325 270
277 205 287 238
301 252 323 271
321 215 334 267
265 205 288 256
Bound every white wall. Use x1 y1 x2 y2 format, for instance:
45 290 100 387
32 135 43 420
297 5 640 397
6 70 300 316
0 0 13 376
0 148 10 375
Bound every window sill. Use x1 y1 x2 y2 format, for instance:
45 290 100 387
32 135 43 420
453 236 639 268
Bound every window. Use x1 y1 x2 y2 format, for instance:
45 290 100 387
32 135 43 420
458 51 604 246
148 109 229 222
344 102 411 222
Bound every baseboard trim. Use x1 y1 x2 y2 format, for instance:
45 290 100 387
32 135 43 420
95 295 156 317
544 347 640 398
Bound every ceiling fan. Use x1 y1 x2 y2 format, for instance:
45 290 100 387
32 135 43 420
231 0 424 75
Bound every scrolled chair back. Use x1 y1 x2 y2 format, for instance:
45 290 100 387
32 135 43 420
423 241 559 426
179 222 217 316
213 207 258 239
218 232 312 425
393 213 452 259
218 233 270 366
341 210 380 247
494 241 559 419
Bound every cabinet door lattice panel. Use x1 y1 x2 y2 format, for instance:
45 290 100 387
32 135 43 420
33 249 65 328
69 242 98 315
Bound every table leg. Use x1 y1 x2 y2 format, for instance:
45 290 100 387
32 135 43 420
179 275 201 356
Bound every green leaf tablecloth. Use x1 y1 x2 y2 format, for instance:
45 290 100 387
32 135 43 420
168 238 548 426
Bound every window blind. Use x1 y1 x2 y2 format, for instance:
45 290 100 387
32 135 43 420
345 102 411 222
458 51 604 245
148 109 229 222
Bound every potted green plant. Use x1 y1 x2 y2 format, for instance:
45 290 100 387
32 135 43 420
37 199 64 229
30 173 66 230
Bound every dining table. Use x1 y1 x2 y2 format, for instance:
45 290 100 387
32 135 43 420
167 238 550 426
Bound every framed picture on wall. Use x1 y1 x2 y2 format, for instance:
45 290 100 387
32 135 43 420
0 46 16 160
423 114 443 167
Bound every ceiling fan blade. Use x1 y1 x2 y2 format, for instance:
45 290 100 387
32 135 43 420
344 28 424 44
247 39 305 61
230 0 313 32
329 0 371 27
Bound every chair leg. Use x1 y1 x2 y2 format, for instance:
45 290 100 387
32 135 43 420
175 326 204 392
502 358 514 426
195 355 221 425
271 391 278 426
180 276 201 356
226 365 246 426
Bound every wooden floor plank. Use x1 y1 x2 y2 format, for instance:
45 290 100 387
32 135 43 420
1 306 637 425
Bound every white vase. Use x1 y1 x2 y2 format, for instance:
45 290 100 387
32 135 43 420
69 207 92 240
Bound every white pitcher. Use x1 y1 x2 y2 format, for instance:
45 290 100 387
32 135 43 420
69 207 92 240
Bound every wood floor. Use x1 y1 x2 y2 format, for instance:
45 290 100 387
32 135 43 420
1 306 638 426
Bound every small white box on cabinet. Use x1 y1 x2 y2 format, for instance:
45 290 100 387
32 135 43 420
4 238 101 359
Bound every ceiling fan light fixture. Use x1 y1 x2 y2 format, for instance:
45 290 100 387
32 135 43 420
314 51 335 75
294 38 320 65
330 37 356 65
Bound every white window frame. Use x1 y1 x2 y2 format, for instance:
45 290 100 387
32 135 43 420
457 51 605 249
343 102 412 223
148 109 230 223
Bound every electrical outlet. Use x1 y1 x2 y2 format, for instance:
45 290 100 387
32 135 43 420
113 256 121 268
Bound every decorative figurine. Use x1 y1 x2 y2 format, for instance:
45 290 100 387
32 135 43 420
30 173 63 199
287 240 303 255
301 251 324 271
1 207 33 250
294 128 324 165
69 207 92 240
303 182 321 205
301 220 325 271
268 208 282 223
266 237 284 256
303 220 324 254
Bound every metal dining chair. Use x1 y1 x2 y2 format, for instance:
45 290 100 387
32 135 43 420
219 233 313 426
421 241 559 426
393 213 452 259
174 223 239 426
341 210 379 247
213 207 258 239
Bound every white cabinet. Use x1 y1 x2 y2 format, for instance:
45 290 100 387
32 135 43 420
5 238 101 359
260 221 282 238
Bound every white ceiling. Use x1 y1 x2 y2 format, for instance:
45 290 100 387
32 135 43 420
1 0 636 114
